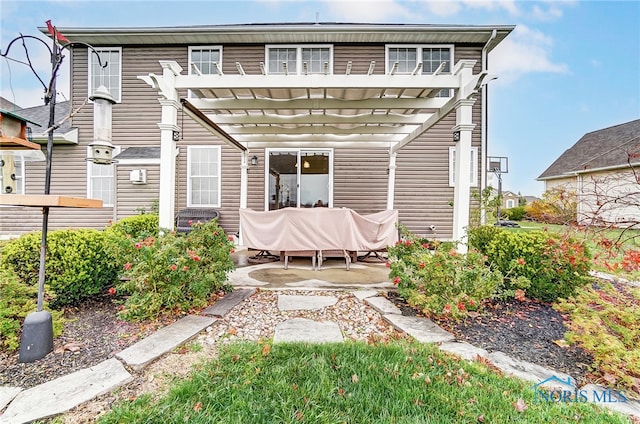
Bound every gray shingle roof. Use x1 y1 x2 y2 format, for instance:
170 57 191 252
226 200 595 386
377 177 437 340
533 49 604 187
15 101 73 136
537 119 640 180
113 147 161 160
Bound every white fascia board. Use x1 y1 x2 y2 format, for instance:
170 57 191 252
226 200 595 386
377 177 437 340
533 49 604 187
116 158 161 165
32 128 79 145
174 74 461 90
564 162 640 175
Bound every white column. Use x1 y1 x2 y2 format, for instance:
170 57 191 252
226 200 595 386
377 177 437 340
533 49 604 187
240 151 248 209
386 152 397 210
451 99 476 253
156 61 182 231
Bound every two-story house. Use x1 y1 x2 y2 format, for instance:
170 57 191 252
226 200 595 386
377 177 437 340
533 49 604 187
0 23 513 248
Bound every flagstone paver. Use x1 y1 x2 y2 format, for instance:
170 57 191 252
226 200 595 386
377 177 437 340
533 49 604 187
203 288 256 317
116 315 216 370
438 341 489 361
274 318 343 343
0 359 131 424
351 290 379 300
277 294 338 311
0 387 22 412
580 384 640 417
364 296 402 315
383 314 455 343
487 351 573 388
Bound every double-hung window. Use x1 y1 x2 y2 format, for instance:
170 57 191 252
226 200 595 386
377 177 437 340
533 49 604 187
87 146 120 206
0 157 24 194
449 146 478 187
89 48 121 102
386 45 454 97
187 146 221 207
189 46 222 75
266 45 332 74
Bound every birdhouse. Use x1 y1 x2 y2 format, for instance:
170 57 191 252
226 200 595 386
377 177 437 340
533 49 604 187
0 109 45 193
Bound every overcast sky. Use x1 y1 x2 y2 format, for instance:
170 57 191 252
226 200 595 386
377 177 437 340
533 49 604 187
1 0 639 196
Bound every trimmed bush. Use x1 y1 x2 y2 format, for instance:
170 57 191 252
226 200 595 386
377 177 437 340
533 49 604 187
0 229 119 308
117 219 235 321
485 230 591 302
503 206 527 221
467 225 504 256
388 228 502 320
0 267 63 351
106 213 160 240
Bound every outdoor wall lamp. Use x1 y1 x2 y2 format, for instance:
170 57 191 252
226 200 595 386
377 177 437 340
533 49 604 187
251 155 258 166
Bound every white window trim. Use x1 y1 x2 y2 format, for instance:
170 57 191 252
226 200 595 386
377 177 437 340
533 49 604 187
188 45 223 75
449 146 478 187
385 44 455 74
187 145 222 208
86 146 120 207
263 147 334 210
265 44 333 75
88 47 122 103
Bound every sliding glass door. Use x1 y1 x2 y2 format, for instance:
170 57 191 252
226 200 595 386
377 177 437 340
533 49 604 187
266 149 332 210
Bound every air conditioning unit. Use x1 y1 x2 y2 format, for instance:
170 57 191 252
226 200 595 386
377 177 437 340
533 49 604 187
129 169 147 184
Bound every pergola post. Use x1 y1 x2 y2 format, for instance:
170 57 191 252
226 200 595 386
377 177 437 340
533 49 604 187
386 152 397 210
156 61 182 231
451 98 476 253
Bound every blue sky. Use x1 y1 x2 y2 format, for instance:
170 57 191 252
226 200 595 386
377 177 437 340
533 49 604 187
1 0 638 196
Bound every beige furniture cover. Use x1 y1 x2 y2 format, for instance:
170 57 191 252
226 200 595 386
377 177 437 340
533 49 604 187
239 208 399 252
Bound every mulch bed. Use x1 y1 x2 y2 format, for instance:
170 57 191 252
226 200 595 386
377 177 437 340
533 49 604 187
386 291 595 386
0 296 170 389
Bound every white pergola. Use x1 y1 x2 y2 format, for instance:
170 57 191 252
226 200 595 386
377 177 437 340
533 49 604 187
140 57 491 250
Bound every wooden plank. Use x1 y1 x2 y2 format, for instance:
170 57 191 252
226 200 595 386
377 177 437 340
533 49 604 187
0 194 103 208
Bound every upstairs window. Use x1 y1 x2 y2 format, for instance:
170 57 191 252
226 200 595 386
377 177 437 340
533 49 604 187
266 45 332 74
89 48 121 102
386 45 454 96
189 46 222 75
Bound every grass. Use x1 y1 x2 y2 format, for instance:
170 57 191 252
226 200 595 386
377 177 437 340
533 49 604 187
98 341 629 424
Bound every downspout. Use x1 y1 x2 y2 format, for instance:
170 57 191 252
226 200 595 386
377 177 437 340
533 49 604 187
480 29 497 224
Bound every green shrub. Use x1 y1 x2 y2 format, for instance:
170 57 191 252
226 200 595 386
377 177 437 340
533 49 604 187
503 206 527 221
0 267 63 351
467 225 504 256
485 230 591 302
0 229 119 308
117 219 235 321
106 214 159 239
388 230 501 320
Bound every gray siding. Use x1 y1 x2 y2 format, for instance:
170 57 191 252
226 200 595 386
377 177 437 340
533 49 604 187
1 42 486 241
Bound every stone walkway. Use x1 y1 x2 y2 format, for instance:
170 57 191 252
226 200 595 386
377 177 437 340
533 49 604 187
1 288 639 423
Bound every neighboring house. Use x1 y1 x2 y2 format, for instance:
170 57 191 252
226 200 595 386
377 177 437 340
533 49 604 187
0 22 513 246
537 119 640 226
501 190 520 209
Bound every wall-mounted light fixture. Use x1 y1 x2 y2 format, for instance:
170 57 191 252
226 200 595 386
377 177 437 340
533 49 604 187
453 130 460 142
250 155 258 166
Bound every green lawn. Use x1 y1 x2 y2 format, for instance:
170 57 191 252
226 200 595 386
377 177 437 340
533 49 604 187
98 341 628 424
